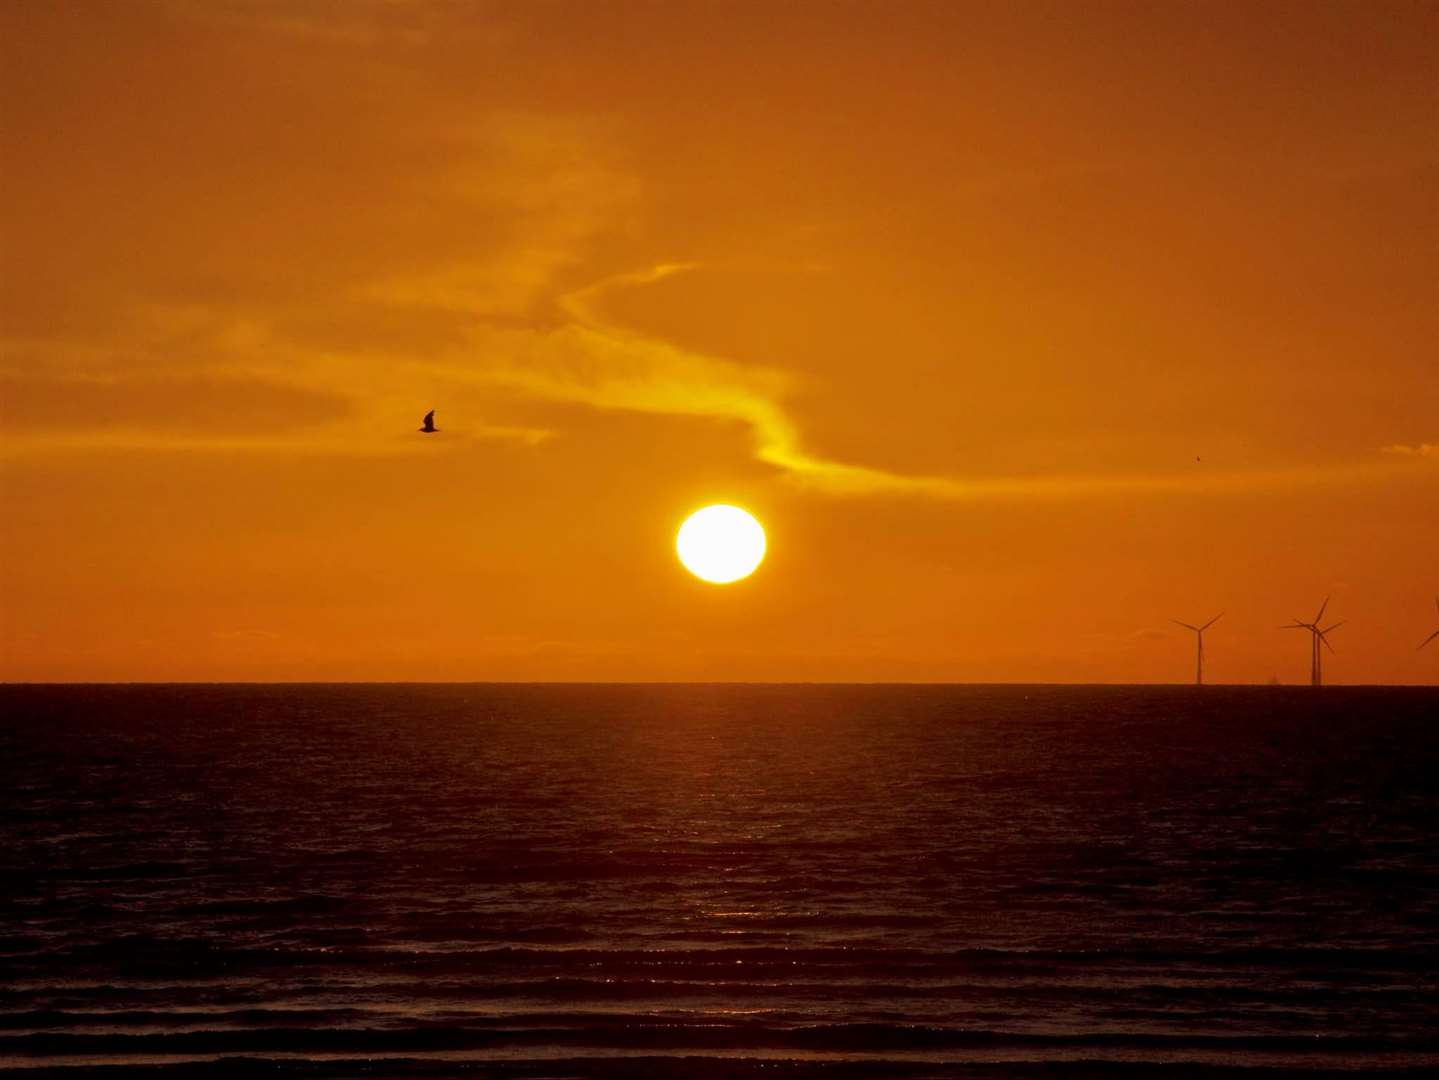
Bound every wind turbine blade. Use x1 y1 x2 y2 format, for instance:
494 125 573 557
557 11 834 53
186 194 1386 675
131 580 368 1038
1200 612 1225 631
1318 632 1336 654
1321 620 1345 635
1434 595 1438 617
1314 596 1329 624
1419 628 1439 651
1171 620 1199 631
1280 623 1308 630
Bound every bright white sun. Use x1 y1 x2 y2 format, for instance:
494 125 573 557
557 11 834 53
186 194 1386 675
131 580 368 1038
676 504 766 584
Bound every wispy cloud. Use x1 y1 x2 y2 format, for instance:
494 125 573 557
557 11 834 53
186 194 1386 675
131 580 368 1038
520 263 968 496
0 111 617 457
0 425 550 459
364 115 639 317
4 64 1427 499
441 263 1421 501
1381 442 1439 458
0 322 553 457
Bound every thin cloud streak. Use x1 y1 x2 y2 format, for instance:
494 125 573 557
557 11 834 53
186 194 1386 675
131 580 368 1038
1381 442 1438 458
458 263 1426 501
0 425 551 458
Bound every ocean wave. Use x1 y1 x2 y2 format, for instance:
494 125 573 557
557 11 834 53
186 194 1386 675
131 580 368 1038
3 1019 1437 1057
9 940 1436 978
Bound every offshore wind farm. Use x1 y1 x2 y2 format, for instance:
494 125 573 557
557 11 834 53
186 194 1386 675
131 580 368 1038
1160 596 1439 687
1160 595 1439 687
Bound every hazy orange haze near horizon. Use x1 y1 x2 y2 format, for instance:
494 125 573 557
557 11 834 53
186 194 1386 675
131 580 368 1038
2 0 1436 684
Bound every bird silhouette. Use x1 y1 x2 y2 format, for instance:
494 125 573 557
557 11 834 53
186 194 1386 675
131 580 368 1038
419 410 438 434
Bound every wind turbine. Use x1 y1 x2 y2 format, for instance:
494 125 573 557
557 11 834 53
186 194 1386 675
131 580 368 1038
1281 596 1345 687
1419 596 1439 652
1171 612 1223 685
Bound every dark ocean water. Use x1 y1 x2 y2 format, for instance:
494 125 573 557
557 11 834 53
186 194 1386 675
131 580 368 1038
2 683 1437 1078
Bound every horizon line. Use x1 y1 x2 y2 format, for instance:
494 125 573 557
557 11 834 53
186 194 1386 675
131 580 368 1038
3 679 1437 689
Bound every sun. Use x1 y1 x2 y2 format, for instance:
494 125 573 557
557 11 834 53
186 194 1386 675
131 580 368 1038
676 505 766 584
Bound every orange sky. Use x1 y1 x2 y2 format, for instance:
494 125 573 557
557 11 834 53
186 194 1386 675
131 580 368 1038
2 0 1436 684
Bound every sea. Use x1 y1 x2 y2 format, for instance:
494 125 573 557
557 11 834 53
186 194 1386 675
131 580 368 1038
2 684 1436 1078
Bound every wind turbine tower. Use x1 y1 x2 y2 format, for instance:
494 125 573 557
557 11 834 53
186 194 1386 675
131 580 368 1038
1171 612 1223 686
1418 596 1439 654
1281 596 1345 687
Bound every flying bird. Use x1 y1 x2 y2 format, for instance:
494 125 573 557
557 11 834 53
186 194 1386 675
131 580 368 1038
419 410 438 434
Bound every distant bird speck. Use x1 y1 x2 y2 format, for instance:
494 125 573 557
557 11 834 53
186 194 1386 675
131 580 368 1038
419 410 438 434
